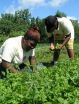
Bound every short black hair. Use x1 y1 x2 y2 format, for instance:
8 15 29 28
45 15 57 32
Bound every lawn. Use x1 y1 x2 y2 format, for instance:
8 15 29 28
0 42 79 104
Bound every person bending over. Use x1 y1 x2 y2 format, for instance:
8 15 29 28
0 26 40 78
44 15 74 65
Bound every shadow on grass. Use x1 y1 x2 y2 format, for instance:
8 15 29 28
42 62 54 67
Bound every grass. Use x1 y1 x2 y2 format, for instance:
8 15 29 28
0 42 79 104
36 43 69 64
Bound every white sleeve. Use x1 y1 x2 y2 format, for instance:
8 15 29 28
2 43 16 63
63 21 74 38
58 17 74 39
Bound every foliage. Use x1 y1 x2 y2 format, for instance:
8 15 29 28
0 19 13 35
55 10 67 17
36 17 48 42
0 9 31 36
0 9 79 42
0 43 79 104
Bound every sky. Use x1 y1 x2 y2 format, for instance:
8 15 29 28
0 0 79 20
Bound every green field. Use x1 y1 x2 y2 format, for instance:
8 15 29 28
0 43 79 104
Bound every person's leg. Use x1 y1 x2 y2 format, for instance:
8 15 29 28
53 49 60 61
0 64 6 79
0 71 5 79
51 39 61 65
66 49 74 60
51 49 60 65
66 39 74 60
50 43 55 50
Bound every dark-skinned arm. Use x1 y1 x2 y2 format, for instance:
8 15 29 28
60 33 71 49
29 56 36 72
1 59 18 73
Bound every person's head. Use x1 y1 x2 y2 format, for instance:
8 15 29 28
22 27 40 51
44 15 58 33
30 24 40 32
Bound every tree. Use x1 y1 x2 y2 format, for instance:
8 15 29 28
0 19 13 35
15 9 31 24
55 10 67 17
30 17 36 26
35 17 48 42
1 13 15 22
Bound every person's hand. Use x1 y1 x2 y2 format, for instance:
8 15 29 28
55 44 63 50
49 44 55 51
58 44 63 49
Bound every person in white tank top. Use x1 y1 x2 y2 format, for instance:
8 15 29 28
44 15 74 65
0 26 40 78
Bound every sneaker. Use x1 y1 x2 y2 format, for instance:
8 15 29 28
50 61 58 66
